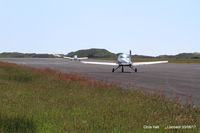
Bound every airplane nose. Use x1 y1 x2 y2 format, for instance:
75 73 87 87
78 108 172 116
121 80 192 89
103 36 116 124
121 59 128 63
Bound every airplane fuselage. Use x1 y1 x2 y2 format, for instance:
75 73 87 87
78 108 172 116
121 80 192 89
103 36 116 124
117 53 132 66
64 55 88 61
74 55 78 60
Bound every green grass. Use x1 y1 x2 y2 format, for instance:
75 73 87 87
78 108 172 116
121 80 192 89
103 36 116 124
0 61 199 133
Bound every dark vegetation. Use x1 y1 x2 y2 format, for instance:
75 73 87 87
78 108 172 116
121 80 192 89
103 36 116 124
0 61 199 132
0 49 200 64
67 49 200 63
67 49 200 59
1 49 200 62
67 48 116 58
158 53 200 59
0 52 59 58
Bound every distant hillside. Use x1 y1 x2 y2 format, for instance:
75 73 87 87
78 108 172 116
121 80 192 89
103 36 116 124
0 52 59 58
133 54 154 59
67 48 117 58
158 53 200 59
67 49 200 59
1 50 199 59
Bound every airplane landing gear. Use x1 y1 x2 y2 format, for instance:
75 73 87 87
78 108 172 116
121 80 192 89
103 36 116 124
112 65 120 72
134 68 137 72
121 66 124 72
129 66 137 73
112 65 136 73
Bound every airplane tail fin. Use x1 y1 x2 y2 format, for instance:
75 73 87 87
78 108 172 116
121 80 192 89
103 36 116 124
129 50 132 62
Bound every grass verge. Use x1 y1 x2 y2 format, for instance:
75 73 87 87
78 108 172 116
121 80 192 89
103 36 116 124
0 61 199 132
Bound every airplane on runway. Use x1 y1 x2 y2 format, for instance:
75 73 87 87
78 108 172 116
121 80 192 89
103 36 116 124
81 50 168 72
64 55 88 61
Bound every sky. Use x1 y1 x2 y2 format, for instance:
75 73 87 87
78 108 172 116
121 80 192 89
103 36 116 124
0 0 200 56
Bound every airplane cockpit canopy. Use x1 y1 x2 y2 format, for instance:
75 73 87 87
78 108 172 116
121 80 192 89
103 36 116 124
119 54 131 58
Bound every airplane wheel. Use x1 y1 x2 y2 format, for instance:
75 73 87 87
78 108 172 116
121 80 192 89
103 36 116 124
135 68 137 72
112 68 115 72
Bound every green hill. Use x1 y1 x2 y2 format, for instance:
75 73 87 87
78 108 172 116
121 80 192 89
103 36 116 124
67 48 117 58
1 50 200 59
0 52 59 58
133 54 154 59
158 53 200 59
67 48 200 59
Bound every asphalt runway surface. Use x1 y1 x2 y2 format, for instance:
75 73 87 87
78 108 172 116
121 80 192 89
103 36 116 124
1 58 200 106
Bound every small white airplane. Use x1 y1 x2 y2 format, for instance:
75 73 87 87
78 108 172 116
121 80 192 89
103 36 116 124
64 55 88 61
81 50 168 72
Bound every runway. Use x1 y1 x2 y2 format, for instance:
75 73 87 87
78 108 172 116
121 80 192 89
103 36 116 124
1 58 200 106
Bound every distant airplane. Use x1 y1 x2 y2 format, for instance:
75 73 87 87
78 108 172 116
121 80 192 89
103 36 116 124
81 50 168 72
64 55 88 61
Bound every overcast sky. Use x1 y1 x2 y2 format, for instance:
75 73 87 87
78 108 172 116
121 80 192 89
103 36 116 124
0 0 199 56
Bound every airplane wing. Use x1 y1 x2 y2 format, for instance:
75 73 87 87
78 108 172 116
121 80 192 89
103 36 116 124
132 61 168 66
82 60 168 66
77 57 88 60
63 57 73 59
81 61 118 66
